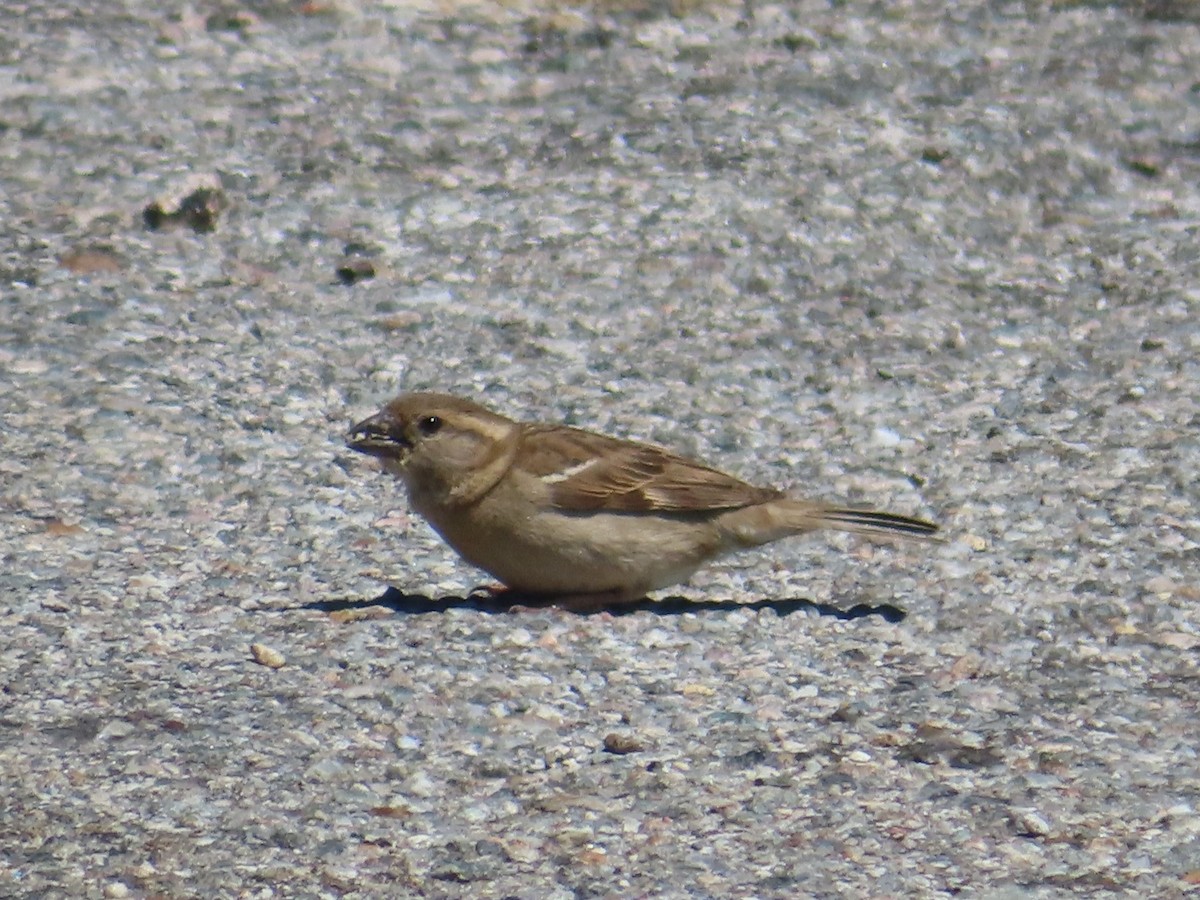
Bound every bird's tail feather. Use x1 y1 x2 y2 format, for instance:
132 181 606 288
813 506 940 540
725 500 940 548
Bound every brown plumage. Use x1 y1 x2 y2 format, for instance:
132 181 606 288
348 392 939 609
519 425 781 513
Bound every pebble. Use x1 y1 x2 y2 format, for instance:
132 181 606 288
249 643 287 669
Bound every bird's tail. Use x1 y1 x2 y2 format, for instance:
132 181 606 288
725 499 939 548
807 505 940 541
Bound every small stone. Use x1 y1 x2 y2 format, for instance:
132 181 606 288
60 247 126 275
335 257 376 285
369 805 413 819
11 358 49 375
328 606 394 623
250 643 286 669
373 312 423 332
577 847 608 866
407 771 437 798
143 174 227 233
1011 808 1051 837
1152 632 1200 651
603 732 645 754
44 519 85 536
41 594 71 613
1144 575 1175 595
872 427 902 447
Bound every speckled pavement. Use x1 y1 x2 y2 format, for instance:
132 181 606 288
3 1 1199 896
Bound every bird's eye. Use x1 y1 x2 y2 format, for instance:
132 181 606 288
417 415 443 436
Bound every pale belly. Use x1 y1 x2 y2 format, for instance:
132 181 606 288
419 501 723 596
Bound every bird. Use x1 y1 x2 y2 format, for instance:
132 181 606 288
346 392 938 610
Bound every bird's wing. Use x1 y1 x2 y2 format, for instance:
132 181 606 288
518 424 780 513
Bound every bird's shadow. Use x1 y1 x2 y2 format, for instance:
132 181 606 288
302 587 906 622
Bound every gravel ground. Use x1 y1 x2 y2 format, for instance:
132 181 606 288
3 1 1200 897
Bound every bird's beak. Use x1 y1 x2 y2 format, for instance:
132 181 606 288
346 412 409 461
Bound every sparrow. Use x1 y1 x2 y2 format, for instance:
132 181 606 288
347 392 938 610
